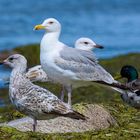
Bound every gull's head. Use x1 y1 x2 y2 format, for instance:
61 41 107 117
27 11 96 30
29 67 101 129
0 54 27 69
26 65 48 82
34 18 61 33
75 37 104 51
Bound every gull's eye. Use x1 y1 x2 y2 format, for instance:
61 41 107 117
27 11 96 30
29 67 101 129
84 42 89 45
48 21 54 24
9 57 14 61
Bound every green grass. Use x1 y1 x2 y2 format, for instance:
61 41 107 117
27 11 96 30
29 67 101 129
0 44 140 139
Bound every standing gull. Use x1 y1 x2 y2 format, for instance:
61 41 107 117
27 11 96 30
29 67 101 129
26 37 104 82
60 37 104 101
0 54 86 131
26 37 104 103
34 18 128 105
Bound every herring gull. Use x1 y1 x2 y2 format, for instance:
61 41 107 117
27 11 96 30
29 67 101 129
26 37 104 103
34 18 129 106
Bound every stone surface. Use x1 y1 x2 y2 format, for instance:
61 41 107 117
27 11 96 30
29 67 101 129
0 104 117 133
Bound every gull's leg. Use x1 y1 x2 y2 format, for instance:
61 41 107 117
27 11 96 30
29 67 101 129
60 85 65 101
33 118 37 132
66 85 72 106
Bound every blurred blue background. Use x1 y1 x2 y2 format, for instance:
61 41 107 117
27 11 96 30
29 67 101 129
0 0 140 58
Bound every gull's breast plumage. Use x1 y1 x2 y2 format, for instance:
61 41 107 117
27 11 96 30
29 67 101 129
40 43 74 85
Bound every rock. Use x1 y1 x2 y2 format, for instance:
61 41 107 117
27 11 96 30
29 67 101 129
0 104 117 133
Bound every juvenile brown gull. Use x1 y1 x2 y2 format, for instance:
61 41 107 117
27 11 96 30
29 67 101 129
0 54 86 132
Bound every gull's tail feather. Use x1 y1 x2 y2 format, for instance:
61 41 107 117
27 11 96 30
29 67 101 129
64 111 87 120
94 80 132 95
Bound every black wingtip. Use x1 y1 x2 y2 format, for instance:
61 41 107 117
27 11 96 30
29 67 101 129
95 81 131 90
69 111 88 120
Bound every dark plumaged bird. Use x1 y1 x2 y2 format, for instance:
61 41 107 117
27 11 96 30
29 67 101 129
116 65 140 109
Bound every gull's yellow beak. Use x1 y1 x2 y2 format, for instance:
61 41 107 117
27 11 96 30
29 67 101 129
114 74 122 80
34 24 45 30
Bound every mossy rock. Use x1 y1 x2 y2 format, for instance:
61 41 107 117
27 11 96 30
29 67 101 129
1 104 116 133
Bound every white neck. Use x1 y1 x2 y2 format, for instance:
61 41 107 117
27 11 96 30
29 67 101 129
41 31 60 52
10 65 26 87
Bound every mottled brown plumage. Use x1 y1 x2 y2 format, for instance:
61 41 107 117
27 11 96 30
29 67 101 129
1 54 86 132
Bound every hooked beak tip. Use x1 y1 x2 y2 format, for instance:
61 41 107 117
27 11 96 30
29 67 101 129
99 46 104 49
33 24 45 30
94 45 104 49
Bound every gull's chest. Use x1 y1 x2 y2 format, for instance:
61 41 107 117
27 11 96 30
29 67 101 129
40 49 64 82
40 48 58 70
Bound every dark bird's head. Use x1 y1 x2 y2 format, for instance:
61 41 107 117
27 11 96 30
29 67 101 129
120 65 138 82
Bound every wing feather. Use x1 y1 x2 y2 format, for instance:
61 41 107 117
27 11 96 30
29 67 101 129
54 46 114 83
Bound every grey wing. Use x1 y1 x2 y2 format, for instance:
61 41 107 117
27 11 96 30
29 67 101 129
60 46 98 65
55 46 114 83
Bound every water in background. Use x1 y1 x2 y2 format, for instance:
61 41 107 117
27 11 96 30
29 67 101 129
0 0 140 88
0 0 140 57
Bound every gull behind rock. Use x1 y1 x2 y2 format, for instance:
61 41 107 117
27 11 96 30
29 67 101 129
26 65 50 82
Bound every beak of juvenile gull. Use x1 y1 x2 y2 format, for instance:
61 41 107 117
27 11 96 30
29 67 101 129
34 24 46 30
94 44 104 49
0 59 7 65
0 62 4 65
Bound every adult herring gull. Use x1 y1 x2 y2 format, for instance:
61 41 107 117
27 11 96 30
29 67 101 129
34 18 129 106
26 37 104 103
